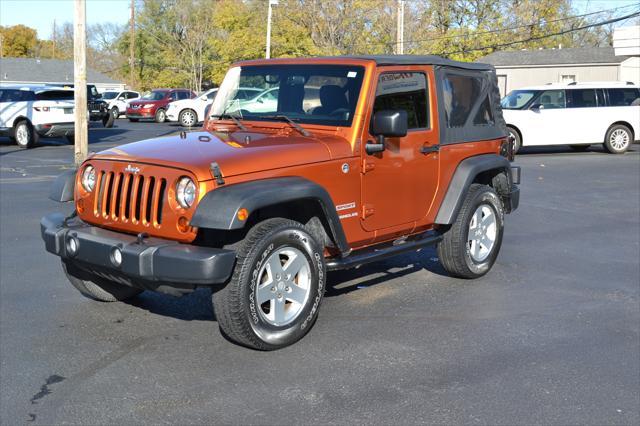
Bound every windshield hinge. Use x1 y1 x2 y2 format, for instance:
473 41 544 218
210 162 225 185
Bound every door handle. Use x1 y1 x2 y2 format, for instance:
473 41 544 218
420 145 440 154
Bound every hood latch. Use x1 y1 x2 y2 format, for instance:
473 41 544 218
210 162 225 186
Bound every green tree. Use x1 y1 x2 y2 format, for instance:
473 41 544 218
1 25 38 57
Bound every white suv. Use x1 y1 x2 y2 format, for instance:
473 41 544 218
0 85 76 149
101 90 140 119
502 82 640 154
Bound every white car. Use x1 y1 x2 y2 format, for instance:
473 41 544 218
166 88 218 127
0 85 76 149
101 90 140 119
502 82 640 154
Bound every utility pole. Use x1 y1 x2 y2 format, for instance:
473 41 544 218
265 0 278 59
130 0 135 88
73 0 88 166
52 19 56 59
396 0 405 55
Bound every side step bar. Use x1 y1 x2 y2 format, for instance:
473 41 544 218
326 231 443 271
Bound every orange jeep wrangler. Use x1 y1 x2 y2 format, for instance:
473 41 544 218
42 56 520 350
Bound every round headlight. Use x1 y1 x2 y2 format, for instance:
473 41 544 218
176 177 196 208
81 165 96 192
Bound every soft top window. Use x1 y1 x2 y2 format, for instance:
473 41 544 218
436 67 506 144
373 72 428 130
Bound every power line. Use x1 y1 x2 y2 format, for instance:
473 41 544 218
370 2 639 47
443 9 640 55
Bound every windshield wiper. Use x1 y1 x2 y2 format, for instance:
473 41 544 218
210 113 247 131
261 115 311 137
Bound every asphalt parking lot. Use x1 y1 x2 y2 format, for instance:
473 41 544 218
1 119 638 425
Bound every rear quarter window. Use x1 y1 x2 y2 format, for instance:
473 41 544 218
607 88 640 106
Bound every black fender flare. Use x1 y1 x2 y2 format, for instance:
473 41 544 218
49 169 77 202
435 154 510 225
191 177 350 254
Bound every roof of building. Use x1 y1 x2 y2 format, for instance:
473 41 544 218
0 57 122 84
478 47 628 67
239 55 494 71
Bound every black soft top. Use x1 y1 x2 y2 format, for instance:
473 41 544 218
322 55 494 71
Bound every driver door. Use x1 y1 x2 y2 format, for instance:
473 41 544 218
361 67 440 232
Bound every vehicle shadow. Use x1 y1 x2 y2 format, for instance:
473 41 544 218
123 246 447 322
516 143 638 156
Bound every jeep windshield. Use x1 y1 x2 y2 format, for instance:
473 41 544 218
501 90 539 110
210 64 365 127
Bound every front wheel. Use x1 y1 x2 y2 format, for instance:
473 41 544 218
179 109 197 127
62 261 142 302
604 125 632 154
110 107 119 119
213 218 326 350
437 184 504 279
155 109 166 123
14 121 38 149
102 113 114 128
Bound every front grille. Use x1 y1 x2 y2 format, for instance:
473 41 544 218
94 171 167 228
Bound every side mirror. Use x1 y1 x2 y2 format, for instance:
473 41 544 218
118 96 125 100
372 110 408 137
200 96 207 101
531 103 544 110
366 110 408 155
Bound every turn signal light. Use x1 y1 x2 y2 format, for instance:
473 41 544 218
237 208 249 222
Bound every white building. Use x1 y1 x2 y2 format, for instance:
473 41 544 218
0 57 125 92
613 25 640 85
479 35 639 97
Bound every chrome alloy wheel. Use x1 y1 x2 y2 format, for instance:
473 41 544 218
467 204 497 263
15 124 29 146
181 110 196 127
609 128 629 151
255 247 311 327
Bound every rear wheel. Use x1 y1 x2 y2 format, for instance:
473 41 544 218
213 218 326 350
155 108 166 123
179 109 197 127
507 126 521 154
102 113 114 128
437 184 504 279
14 121 37 149
62 261 142 302
604 124 632 154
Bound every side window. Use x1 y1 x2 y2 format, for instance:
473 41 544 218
206 90 217 100
372 72 428 130
608 88 640 106
566 89 597 108
536 90 565 109
473 95 494 125
178 91 188 100
442 74 482 127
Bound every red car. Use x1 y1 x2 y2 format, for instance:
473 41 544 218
126 88 195 123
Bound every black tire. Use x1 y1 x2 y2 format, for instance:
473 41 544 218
507 126 521 154
604 124 632 154
155 108 166 123
110 107 119 119
437 184 504 279
62 261 142 302
129 118 139 122
179 109 198 127
14 120 38 149
213 218 326 350
102 113 115 128
570 144 590 151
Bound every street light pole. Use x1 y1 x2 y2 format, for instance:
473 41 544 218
396 0 405 55
265 0 278 59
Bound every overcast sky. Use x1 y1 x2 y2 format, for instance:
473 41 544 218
0 0 638 41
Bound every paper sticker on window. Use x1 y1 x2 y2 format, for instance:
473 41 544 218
347 71 357 78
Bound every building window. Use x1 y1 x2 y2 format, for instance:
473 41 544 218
561 74 576 84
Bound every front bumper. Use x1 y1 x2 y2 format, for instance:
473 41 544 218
35 123 74 138
126 108 154 118
41 213 236 286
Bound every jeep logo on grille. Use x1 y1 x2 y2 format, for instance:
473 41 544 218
124 165 140 174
